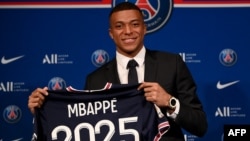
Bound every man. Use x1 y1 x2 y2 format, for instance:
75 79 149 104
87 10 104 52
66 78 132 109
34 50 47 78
28 2 207 141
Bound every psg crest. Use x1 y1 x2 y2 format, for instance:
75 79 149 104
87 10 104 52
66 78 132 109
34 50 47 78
48 77 67 90
3 105 22 123
112 0 173 33
219 48 237 67
91 49 110 67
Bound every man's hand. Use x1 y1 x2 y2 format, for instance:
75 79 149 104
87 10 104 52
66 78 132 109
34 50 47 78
138 82 172 108
28 87 48 114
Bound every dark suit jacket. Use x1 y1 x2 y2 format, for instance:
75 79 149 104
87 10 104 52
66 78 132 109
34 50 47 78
85 49 208 141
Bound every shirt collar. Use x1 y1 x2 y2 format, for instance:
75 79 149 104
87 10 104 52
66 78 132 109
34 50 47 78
116 46 146 69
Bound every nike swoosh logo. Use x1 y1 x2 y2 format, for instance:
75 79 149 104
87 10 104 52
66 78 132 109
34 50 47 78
216 80 240 89
1 55 24 64
12 138 23 141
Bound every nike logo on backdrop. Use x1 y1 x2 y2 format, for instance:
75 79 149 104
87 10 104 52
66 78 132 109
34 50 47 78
1 55 24 64
12 138 23 141
0 138 23 141
216 80 240 89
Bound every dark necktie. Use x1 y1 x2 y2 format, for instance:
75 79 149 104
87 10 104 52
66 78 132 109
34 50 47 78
127 59 138 84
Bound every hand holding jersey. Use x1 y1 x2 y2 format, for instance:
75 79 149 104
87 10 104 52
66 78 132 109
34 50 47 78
28 87 48 114
138 82 179 115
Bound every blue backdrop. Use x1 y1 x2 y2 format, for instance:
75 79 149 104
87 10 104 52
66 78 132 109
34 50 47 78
1 0 250 140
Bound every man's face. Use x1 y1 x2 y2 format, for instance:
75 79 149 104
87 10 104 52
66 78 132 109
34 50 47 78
109 9 146 57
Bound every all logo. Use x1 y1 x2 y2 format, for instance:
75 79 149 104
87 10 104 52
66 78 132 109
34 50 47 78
179 52 201 63
215 106 246 117
0 82 13 92
0 81 29 92
112 0 173 33
43 54 59 64
215 107 230 117
43 54 73 64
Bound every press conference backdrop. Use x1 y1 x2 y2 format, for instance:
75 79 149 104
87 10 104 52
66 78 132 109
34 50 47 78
0 0 250 140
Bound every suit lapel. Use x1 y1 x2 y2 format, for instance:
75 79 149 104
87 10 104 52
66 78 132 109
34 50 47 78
144 50 157 82
105 58 121 84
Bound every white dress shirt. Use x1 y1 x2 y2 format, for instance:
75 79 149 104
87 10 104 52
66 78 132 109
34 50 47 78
116 47 145 84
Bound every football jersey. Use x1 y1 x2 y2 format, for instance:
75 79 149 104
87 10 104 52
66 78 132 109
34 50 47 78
32 83 169 141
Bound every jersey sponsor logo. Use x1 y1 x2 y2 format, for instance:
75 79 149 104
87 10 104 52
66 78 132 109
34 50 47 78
91 49 109 67
216 80 240 90
112 0 173 33
3 105 22 123
1 55 24 64
219 48 237 67
48 77 67 90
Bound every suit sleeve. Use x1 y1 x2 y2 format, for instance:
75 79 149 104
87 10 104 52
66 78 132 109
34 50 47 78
174 55 208 137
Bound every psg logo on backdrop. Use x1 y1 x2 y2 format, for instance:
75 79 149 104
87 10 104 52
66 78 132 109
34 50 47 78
3 105 22 123
112 0 173 33
91 49 109 67
48 77 67 90
219 48 237 67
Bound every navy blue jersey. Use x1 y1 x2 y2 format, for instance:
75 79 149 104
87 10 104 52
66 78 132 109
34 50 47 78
32 83 169 141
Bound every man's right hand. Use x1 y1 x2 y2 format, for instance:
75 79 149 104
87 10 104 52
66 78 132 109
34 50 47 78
28 87 48 114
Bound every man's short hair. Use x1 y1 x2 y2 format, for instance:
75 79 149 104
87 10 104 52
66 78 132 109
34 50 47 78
109 2 143 19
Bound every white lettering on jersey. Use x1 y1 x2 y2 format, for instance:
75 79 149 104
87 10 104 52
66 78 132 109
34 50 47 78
67 99 118 118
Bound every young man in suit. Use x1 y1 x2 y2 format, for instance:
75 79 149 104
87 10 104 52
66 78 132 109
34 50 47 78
28 2 207 141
